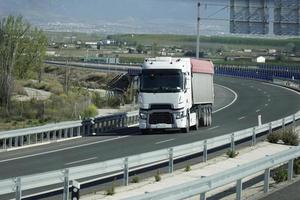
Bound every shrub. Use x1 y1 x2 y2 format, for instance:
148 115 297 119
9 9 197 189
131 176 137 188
131 175 140 183
154 170 161 182
294 158 300 175
267 132 281 144
81 104 98 119
226 149 239 158
185 164 191 172
107 96 121 108
272 167 288 184
105 182 115 196
281 129 299 146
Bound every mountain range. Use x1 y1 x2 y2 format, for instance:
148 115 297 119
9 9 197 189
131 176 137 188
0 0 228 34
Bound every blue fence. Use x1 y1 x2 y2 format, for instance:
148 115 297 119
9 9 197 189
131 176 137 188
215 65 300 81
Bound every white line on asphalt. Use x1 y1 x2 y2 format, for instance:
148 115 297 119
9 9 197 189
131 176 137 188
238 116 246 120
0 136 130 163
268 99 271 102
155 139 175 145
256 109 261 113
65 157 98 166
208 126 220 130
265 104 269 107
213 84 238 114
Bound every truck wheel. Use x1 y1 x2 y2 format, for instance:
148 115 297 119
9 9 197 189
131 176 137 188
141 129 150 134
192 113 199 130
207 108 212 126
203 108 208 127
181 116 190 133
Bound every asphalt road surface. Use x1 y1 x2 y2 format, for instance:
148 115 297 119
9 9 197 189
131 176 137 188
0 76 299 181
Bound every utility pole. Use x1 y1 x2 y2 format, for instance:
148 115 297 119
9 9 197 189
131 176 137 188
196 0 201 58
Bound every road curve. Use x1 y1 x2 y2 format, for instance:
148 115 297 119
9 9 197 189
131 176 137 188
0 76 300 179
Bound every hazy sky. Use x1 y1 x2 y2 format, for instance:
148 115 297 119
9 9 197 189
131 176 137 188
0 0 229 34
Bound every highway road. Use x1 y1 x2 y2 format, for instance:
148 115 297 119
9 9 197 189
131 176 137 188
0 76 300 181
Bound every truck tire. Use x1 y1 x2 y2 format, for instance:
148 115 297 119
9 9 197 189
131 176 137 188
208 107 212 126
141 129 150 134
192 113 199 130
203 107 208 127
181 115 190 133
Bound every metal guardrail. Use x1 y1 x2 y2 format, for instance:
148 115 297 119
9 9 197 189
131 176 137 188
126 146 300 200
0 110 299 199
0 111 139 151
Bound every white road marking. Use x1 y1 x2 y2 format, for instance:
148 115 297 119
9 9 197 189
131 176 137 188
250 86 254 88
265 104 269 107
256 109 261 113
65 157 98 166
268 99 271 102
0 136 130 163
262 82 300 95
238 116 246 120
155 138 175 145
208 126 220 130
258 88 262 91
213 84 238 114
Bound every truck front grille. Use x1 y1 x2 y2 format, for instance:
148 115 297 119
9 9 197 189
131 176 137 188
149 112 173 124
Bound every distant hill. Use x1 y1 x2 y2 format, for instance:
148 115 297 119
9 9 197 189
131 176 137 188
0 0 228 34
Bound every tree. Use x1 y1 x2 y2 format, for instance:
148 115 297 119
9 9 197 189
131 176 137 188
136 44 145 54
0 15 47 114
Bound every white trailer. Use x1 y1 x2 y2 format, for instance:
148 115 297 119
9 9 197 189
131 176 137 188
138 57 214 133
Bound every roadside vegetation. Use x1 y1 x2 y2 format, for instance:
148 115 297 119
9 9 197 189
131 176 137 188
267 129 299 146
0 16 127 131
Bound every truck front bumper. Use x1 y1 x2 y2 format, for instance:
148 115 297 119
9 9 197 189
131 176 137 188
139 116 187 129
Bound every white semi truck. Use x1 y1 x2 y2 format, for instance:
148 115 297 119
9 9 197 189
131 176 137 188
138 57 214 133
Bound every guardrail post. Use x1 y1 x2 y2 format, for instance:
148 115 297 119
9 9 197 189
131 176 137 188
203 140 207 162
231 133 235 152
282 118 285 130
268 122 272 134
236 179 242 200
252 127 256 146
264 168 270 193
292 114 296 129
63 169 69 200
168 148 174 174
200 192 206 200
124 157 129 186
288 159 294 181
58 129 62 139
70 128 74 137
15 136 18 147
77 127 81 136
9 138 12 148
3 138 6 150
15 177 22 200
258 115 262 126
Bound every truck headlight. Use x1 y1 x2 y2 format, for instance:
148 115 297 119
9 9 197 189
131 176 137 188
175 111 185 119
139 112 147 120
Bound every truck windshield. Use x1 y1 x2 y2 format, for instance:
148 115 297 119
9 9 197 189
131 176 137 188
140 69 183 93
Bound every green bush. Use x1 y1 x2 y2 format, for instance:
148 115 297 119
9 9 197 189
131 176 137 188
267 132 281 144
131 175 140 183
185 164 191 172
81 104 98 119
154 170 161 182
105 182 115 196
107 96 121 108
272 167 288 184
294 158 300 175
226 149 239 158
281 129 299 146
